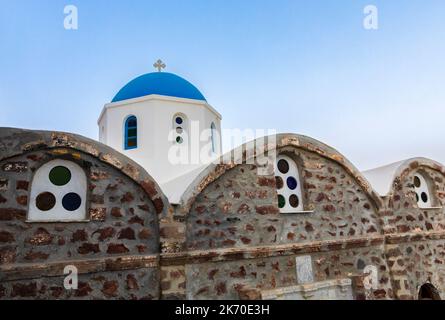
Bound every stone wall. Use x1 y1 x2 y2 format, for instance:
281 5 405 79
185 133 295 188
175 138 445 301
175 135 391 300
0 269 158 300
186 147 381 251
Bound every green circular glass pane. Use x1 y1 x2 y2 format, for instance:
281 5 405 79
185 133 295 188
414 176 421 188
275 176 284 189
49 166 71 186
278 195 286 209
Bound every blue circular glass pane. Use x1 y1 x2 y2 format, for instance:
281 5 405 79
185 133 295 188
175 117 183 125
62 193 82 212
287 177 298 190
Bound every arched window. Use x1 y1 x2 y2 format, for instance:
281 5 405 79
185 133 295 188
124 116 137 150
413 173 433 208
275 155 303 213
28 159 87 222
211 122 217 153
173 114 187 145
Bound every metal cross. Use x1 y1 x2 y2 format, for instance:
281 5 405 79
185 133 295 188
153 59 166 72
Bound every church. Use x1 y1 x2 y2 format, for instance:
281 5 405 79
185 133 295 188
1 61 445 300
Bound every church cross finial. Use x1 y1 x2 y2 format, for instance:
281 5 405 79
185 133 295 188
153 59 166 72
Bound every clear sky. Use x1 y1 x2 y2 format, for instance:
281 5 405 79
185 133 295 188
1 0 444 171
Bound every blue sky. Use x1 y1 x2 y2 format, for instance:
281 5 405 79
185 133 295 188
1 0 444 170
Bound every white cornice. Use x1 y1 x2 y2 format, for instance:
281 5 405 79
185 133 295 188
97 94 222 124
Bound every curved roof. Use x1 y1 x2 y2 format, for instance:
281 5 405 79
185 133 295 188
112 72 207 103
0 127 169 214
179 133 384 213
362 157 445 197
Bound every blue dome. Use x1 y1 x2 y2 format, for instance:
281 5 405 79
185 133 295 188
112 72 206 103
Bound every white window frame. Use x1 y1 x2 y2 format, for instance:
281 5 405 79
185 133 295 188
275 154 304 213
